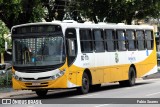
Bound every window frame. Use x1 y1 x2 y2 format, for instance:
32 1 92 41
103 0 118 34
126 29 137 51
104 29 117 52
145 30 154 50
79 28 93 53
92 29 105 53
116 29 127 51
65 28 78 66
136 30 145 50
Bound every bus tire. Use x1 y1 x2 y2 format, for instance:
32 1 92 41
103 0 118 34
77 72 90 94
36 90 48 97
119 67 136 87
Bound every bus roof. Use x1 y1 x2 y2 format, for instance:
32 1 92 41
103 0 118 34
12 21 154 31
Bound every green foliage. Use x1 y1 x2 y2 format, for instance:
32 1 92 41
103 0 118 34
0 72 12 86
0 20 9 53
0 38 5 52
0 0 45 29
0 0 160 28
74 0 160 24
41 0 66 21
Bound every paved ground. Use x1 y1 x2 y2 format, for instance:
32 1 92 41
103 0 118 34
1 78 160 107
0 72 160 99
143 72 160 79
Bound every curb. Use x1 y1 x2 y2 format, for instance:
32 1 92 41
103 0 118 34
0 90 34 98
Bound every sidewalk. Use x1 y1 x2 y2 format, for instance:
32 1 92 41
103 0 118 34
0 89 34 98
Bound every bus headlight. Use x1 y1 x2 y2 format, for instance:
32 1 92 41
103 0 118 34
12 73 22 81
50 69 65 80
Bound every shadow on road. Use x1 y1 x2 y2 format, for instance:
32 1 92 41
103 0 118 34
23 81 153 99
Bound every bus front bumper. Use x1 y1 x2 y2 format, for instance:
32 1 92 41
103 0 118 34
12 75 68 90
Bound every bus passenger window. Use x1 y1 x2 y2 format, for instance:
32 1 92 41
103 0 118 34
80 29 93 53
105 30 116 51
145 30 153 50
117 30 126 51
136 30 145 50
126 30 136 50
93 29 105 52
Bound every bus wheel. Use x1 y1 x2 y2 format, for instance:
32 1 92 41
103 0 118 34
77 72 90 94
36 90 48 97
127 67 136 86
119 67 136 87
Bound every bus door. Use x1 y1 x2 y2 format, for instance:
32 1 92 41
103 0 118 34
65 28 78 86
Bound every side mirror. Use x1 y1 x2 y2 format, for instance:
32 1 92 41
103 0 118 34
5 41 12 55
5 41 8 51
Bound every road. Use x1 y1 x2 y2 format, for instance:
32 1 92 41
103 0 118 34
1 79 160 107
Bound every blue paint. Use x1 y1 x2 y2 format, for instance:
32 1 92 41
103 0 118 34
128 57 136 61
32 58 35 62
146 50 149 56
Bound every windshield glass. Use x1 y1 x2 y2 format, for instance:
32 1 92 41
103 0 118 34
13 36 65 66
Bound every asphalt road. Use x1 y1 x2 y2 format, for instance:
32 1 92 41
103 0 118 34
1 78 160 107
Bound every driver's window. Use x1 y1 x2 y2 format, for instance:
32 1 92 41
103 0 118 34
68 39 76 56
65 28 77 66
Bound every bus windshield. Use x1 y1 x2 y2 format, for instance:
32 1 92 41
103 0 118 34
13 36 65 66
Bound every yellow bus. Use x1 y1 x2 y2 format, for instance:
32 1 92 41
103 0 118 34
11 21 157 97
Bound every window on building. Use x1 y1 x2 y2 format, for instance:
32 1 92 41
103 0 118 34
93 29 105 52
105 29 116 51
80 29 93 53
136 30 145 50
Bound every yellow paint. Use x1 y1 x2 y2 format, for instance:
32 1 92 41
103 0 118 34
12 67 15 73
12 40 157 90
67 45 156 86
136 41 157 77
67 64 84 86
12 74 68 90
104 68 111 82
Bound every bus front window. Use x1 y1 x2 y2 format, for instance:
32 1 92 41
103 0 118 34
13 36 65 66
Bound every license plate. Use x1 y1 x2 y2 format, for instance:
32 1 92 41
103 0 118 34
32 82 41 86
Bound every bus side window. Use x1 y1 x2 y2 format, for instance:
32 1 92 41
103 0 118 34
80 29 93 53
105 29 116 51
117 30 126 51
93 29 105 52
136 30 145 50
145 30 153 50
65 28 77 66
126 30 136 50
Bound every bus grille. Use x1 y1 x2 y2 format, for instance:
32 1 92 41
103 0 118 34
22 76 52 82
23 76 51 81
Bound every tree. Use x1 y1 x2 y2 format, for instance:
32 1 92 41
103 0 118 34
0 20 9 63
71 0 160 24
124 0 160 24
0 0 45 29
41 0 66 22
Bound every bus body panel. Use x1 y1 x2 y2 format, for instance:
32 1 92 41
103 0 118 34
11 22 157 90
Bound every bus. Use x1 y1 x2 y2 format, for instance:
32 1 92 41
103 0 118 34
10 21 157 97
